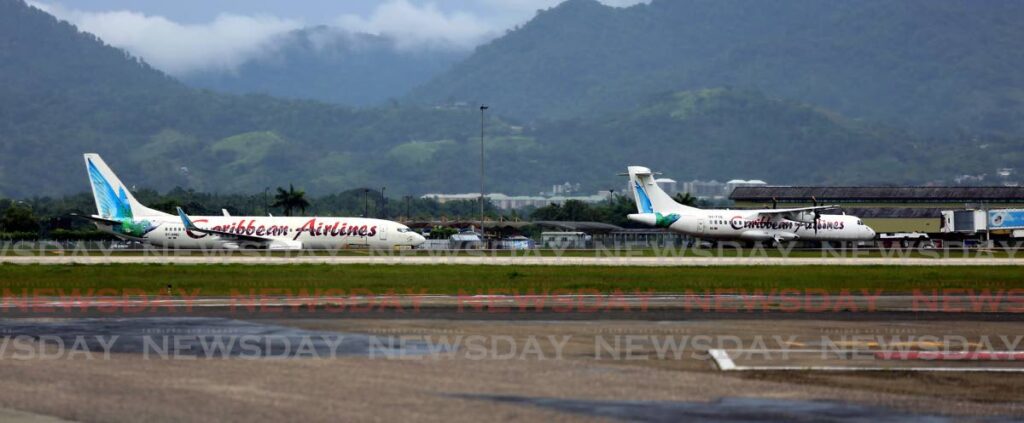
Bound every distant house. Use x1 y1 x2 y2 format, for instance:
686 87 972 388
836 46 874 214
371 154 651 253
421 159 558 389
449 232 483 249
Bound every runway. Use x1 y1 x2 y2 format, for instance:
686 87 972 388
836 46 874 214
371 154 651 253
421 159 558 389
3 293 1022 320
0 316 1021 421
3 254 1023 266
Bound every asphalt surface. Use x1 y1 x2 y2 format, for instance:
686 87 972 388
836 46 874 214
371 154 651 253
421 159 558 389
3 255 1024 265
3 294 1024 320
0 317 1021 422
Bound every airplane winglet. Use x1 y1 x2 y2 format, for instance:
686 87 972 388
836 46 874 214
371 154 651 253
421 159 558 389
176 207 195 228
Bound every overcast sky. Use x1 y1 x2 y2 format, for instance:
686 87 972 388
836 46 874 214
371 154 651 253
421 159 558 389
28 0 650 76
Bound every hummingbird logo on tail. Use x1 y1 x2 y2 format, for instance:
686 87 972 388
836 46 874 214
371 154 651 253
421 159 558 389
655 213 680 228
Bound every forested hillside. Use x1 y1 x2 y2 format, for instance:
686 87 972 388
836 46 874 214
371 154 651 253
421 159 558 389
1 0 1019 200
411 0 1024 136
0 0 486 197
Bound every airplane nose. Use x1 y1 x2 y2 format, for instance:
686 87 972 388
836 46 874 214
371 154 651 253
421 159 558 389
412 233 426 246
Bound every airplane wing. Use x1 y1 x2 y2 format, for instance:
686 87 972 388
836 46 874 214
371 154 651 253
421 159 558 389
755 205 839 222
71 213 123 226
176 207 273 244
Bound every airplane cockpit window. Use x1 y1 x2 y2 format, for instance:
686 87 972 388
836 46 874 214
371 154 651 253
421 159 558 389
857 220 864 225
397 227 412 233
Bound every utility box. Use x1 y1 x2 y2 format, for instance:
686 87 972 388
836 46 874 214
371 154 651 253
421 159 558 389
941 210 987 233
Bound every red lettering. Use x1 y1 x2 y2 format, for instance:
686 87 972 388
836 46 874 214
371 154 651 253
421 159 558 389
294 219 316 240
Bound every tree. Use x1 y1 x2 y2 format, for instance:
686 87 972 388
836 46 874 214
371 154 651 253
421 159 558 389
673 192 698 207
271 184 310 216
560 200 593 221
530 203 563 221
2 204 40 233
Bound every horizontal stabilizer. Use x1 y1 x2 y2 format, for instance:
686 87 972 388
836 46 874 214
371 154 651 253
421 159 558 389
71 213 122 226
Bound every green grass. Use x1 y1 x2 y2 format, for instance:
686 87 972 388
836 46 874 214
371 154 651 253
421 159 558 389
1 264 1022 296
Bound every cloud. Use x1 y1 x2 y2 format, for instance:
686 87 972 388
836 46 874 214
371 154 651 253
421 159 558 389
334 0 652 50
28 1 301 76
26 0 653 75
335 1 494 50
482 0 649 12
597 0 651 7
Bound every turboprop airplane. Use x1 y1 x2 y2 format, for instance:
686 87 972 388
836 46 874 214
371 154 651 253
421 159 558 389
76 154 425 250
625 166 875 243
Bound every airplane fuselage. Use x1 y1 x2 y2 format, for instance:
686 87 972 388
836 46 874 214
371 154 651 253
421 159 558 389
629 209 875 242
96 215 423 250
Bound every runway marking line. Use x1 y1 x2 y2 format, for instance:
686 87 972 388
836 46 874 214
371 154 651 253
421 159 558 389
708 349 1024 372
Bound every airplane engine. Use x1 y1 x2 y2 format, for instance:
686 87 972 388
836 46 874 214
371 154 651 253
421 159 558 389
773 233 799 242
627 213 657 226
788 211 817 223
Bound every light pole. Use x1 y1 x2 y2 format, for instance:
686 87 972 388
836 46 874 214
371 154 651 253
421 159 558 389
363 189 369 217
479 104 488 240
263 187 269 216
608 189 615 206
405 196 412 223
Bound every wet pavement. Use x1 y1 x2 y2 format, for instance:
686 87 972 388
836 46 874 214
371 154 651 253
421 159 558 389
0 317 438 358
456 394 1016 422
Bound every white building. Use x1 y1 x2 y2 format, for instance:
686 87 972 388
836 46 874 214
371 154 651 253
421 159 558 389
679 180 726 199
420 192 609 210
654 178 678 195
725 179 768 196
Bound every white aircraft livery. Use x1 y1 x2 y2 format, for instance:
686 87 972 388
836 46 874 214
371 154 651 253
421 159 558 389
79 154 425 250
626 166 875 243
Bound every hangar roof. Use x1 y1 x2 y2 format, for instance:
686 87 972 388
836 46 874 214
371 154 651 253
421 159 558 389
531 221 624 232
730 186 1024 202
843 208 944 218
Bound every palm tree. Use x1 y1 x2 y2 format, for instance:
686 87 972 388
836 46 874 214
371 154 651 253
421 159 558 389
271 184 309 216
673 192 698 207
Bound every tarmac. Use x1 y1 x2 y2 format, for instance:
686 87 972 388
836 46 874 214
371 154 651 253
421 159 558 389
0 317 1021 422
2 251 1023 421
2 254 1024 266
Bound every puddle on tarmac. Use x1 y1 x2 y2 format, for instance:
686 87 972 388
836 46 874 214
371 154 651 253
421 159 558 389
455 394 1015 422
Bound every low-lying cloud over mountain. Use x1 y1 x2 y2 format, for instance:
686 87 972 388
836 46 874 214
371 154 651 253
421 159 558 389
28 0 650 76
28 1 301 75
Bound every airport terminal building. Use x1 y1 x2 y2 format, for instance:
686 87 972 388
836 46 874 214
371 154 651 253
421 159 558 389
730 186 1024 235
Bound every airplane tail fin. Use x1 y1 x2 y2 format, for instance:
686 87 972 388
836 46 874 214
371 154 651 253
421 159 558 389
83 153 171 219
627 166 698 214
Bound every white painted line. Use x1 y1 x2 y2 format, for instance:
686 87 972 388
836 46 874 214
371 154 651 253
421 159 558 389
708 349 736 370
709 349 1024 373
725 366 1024 373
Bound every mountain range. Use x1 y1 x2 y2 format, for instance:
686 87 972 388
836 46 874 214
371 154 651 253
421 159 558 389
183 26 467 107
0 0 1021 200
411 0 1024 137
